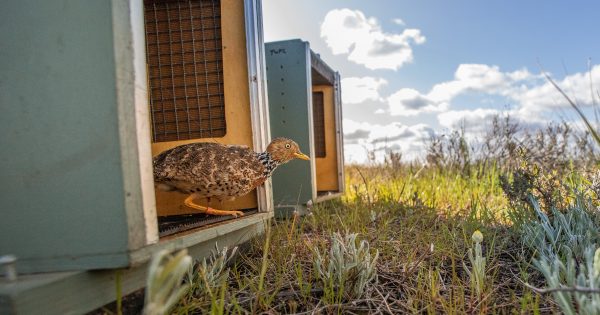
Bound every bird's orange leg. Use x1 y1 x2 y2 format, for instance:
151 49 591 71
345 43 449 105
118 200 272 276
184 195 245 218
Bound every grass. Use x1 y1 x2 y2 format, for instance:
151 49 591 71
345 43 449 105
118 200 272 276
130 67 599 314
160 163 597 314
145 81 598 313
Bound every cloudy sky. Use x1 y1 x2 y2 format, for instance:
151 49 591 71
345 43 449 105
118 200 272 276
262 1 600 163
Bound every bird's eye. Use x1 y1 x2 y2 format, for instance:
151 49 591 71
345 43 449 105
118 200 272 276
285 143 291 149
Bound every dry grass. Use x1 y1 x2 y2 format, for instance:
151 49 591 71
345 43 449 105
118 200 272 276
167 98 598 313
167 164 566 314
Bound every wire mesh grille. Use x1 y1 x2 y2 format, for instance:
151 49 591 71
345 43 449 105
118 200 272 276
312 92 326 158
144 0 226 142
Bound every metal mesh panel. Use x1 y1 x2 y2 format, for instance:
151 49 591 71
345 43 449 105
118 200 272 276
144 0 226 142
158 209 258 237
312 92 326 158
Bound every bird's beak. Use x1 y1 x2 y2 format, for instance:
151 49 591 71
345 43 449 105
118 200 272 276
294 152 310 160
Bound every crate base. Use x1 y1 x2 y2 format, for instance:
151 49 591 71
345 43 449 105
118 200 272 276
0 213 269 315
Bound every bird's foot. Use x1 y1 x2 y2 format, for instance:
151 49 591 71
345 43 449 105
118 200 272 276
184 195 244 217
204 207 245 218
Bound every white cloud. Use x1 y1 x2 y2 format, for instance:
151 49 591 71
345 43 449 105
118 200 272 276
369 122 415 143
438 108 501 133
387 64 540 116
508 68 535 81
426 63 600 117
387 88 448 116
392 18 406 26
320 9 425 70
343 119 373 143
512 65 600 114
342 63 600 162
374 108 386 114
437 108 548 137
343 119 435 161
428 64 534 103
344 144 377 164
341 76 387 104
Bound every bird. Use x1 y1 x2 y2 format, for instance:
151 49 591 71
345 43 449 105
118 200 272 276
153 137 310 217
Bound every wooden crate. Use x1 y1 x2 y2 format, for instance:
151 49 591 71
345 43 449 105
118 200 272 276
1 0 271 313
265 40 345 218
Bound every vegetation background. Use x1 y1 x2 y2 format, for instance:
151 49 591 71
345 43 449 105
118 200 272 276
102 83 599 315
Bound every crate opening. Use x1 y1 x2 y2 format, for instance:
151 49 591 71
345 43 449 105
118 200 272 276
144 0 261 235
310 55 342 196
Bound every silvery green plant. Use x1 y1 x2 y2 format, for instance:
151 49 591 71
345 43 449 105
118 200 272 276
517 192 600 314
464 230 486 296
144 249 193 315
312 232 379 301
521 196 600 263
535 248 600 315
185 245 238 298
370 210 377 224
588 170 600 202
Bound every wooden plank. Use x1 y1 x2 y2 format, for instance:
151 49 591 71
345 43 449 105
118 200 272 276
333 72 346 195
112 0 159 250
313 85 339 192
0 214 268 315
244 0 274 214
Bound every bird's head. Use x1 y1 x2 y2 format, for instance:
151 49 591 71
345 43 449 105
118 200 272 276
266 138 310 164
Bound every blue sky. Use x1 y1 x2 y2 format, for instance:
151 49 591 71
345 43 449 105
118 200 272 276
262 1 600 162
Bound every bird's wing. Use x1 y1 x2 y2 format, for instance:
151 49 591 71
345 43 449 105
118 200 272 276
153 143 214 182
225 144 250 150
153 142 269 197
201 145 263 184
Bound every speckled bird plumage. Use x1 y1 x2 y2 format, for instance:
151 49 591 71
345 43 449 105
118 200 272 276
153 138 308 203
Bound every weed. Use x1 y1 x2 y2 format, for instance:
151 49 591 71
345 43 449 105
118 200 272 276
511 172 600 314
464 230 487 297
312 232 379 303
185 245 238 298
533 248 600 315
144 249 192 315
